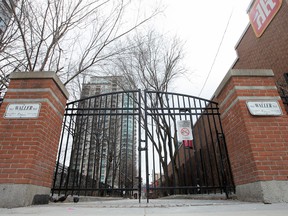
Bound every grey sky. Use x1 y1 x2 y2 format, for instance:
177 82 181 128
145 0 252 99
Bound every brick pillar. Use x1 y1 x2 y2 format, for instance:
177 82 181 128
213 69 288 203
0 72 68 208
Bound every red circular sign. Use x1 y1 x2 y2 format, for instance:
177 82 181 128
181 128 190 136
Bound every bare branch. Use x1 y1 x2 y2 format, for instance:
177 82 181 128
1 0 162 94
63 3 160 85
111 30 186 92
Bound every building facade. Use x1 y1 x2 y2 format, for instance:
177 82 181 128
211 0 288 202
69 76 137 194
232 0 288 111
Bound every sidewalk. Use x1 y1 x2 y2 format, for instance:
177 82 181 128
1 198 288 216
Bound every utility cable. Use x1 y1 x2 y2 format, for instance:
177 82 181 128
198 10 234 97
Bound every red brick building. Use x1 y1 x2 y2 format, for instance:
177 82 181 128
232 0 288 110
212 0 288 203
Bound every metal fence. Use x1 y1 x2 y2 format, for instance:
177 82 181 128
51 90 141 199
142 91 235 200
51 90 235 202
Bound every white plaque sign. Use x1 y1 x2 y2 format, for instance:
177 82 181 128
4 103 41 119
177 120 193 141
246 101 282 116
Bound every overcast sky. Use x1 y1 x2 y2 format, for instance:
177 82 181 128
144 0 252 99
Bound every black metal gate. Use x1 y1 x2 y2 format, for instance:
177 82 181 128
51 90 235 201
142 91 234 200
51 90 141 199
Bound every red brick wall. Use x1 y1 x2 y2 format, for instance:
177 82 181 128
228 1 288 186
0 77 67 188
233 2 288 81
215 73 288 185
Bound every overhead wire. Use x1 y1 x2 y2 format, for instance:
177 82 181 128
198 9 234 97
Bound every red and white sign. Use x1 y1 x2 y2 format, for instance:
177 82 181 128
180 127 190 137
248 0 282 37
178 120 192 140
177 120 193 149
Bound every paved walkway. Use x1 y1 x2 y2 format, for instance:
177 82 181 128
1 198 288 216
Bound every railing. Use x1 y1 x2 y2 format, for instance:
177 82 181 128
51 90 235 202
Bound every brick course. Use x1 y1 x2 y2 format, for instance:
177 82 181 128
0 74 68 189
233 2 288 82
219 2 288 195
214 71 288 188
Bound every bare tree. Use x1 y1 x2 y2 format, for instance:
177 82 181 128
109 30 187 193
0 0 161 97
276 74 288 92
111 30 186 92
276 74 288 112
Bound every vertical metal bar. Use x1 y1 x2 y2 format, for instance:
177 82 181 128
92 95 103 191
155 108 163 194
138 89 142 203
98 96 104 193
191 98 203 192
104 94 113 195
99 137 105 194
144 90 150 203
124 92 130 196
131 92 136 196
71 102 86 196
196 100 209 191
62 110 77 194
84 98 97 196
52 105 68 196
171 95 181 194
161 92 175 195
118 92 124 192
204 102 221 192
220 133 235 194
159 152 163 192
166 93 177 194
151 114 156 193
214 103 235 194
172 95 186 193
64 106 78 195
211 104 227 195
78 99 92 195
174 94 182 173
99 95 109 194
198 100 215 193
213 107 226 193
187 98 196 189
111 93 119 192
180 95 189 193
